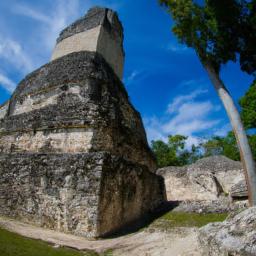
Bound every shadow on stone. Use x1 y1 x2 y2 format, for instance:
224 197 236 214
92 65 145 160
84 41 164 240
102 201 180 238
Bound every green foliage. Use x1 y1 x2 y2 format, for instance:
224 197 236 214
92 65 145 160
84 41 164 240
240 80 256 129
151 132 256 167
201 131 240 161
0 227 103 256
238 1 256 75
249 134 256 160
160 0 256 75
102 250 113 256
159 0 243 71
151 135 200 167
151 140 176 167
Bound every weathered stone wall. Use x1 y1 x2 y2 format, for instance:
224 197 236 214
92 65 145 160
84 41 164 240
0 7 165 238
51 7 124 79
96 25 124 80
0 51 164 237
98 154 165 236
198 207 256 255
0 152 165 237
0 129 94 153
0 51 156 171
157 166 221 201
56 7 123 43
52 27 100 61
0 153 101 237
157 156 246 202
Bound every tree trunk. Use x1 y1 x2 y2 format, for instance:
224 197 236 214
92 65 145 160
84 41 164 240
204 63 256 206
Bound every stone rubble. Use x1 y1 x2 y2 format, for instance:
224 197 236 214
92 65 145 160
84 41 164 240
157 156 248 204
198 207 256 256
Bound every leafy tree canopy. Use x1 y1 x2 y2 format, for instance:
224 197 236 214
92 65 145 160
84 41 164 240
240 80 256 129
159 0 242 72
201 132 240 161
238 1 256 75
159 0 256 204
151 135 201 167
160 0 256 76
151 132 256 167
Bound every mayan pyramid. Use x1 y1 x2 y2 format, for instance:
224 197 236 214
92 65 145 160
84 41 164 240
0 7 166 237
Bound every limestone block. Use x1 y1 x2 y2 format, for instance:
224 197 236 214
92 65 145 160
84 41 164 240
230 180 248 199
198 207 256 255
0 153 165 237
51 27 100 62
0 129 94 153
1 51 156 171
51 7 124 79
158 166 221 201
157 156 246 202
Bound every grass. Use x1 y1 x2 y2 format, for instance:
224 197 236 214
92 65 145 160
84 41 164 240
0 228 112 256
102 250 113 256
0 212 228 255
152 211 228 229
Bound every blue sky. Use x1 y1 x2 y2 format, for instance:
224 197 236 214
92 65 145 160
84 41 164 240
0 0 254 146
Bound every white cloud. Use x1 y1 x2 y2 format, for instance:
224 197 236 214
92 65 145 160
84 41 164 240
124 70 142 85
0 36 34 74
0 73 16 93
13 0 82 51
144 116 168 143
163 100 221 136
0 0 88 92
167 89 208 113
166 42 192 54
144 89 222 147
147 126 168 143
0 0 86 94
214 124 231 137
127 71 140 81
14 5 51 24
186 136 202 148
0 0 125 97
164 118 220 136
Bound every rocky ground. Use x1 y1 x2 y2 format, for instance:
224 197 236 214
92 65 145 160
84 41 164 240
0 154 253 256
0 214 201 256
1 206 255 255
156 153 250 238
199 207 256 255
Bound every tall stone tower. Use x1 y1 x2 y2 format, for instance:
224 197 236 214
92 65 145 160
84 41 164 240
52 7 124 79
0 7 166 237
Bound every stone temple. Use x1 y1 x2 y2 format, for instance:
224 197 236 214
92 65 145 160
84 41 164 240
0 7 166 237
